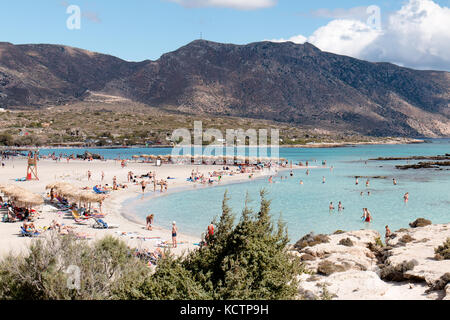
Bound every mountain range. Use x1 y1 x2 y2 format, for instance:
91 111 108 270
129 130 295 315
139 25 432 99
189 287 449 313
0 40 448 137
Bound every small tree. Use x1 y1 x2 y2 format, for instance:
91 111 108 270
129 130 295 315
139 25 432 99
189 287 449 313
185 189 301 300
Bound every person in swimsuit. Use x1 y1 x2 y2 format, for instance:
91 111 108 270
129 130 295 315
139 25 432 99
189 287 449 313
404 192 409 203
172 222 178 248
393 178 397 185
141 180 147 193
362 208 368 220
206 222 215 243
365 209 372 222
385 225 392 240
338 201 344 211
146 214 154 231
329 202 334 211
355 177 359 185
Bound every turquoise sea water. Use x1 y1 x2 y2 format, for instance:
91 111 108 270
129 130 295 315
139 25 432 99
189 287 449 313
39 140 450 241
124 139 450 241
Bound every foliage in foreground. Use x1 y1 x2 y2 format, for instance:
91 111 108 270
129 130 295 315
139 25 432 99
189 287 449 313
0 190 302 300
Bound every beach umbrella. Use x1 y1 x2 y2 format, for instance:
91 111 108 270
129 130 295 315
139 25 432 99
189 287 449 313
16 193 44 207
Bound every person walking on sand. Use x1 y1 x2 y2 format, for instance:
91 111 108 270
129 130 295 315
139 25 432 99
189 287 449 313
172 222 178 248
87 170 91 181
101 171 105 182
146 214 154 231
153 179 157 192
113 176 117 190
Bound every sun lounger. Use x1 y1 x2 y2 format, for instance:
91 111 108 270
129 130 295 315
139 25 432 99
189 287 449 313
93 186 109 194
20 226 40 237
71 210 91 224
92 218 119 229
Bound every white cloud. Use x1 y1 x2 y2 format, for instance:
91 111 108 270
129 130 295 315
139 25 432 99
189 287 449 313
168 0 277 10
268 34 307 44
308 20 381 58
270 0 450 71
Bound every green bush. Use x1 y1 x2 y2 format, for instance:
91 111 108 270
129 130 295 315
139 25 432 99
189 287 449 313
0 190 303 300
183 190 303 300
435 238 450 260
0 233 150 300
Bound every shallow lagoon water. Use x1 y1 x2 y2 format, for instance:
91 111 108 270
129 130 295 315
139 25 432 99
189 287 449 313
124 140 450 241
40 140 450 241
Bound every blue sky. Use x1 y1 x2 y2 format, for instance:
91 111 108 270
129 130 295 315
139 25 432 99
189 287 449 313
0 0 449 70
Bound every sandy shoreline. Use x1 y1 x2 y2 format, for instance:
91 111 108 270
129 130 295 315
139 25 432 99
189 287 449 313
0 157 299 258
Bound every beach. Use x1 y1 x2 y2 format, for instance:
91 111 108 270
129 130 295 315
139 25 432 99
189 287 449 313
0 157 297 258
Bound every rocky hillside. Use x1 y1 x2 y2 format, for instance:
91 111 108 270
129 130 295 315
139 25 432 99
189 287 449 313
0 40 449 137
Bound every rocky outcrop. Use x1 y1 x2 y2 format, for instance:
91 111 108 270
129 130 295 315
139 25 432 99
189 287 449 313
292 223 450 300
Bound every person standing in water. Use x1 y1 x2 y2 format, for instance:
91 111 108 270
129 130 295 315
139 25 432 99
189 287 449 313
338 201 344 211
393 178 397 185
355 177 359 185
322 176 326 184
362 208 368 220
141 180 147 193
300 180 304 185
172 222 178 248
366 179 370 188
329 202 335 211
404 192 409 203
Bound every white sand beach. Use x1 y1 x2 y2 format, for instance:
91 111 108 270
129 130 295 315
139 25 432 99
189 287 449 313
0 157 298 258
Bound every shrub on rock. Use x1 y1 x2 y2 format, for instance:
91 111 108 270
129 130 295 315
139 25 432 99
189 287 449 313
294 233 330 251
338 238 354 247
434 238 450 260
409 218 432 228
